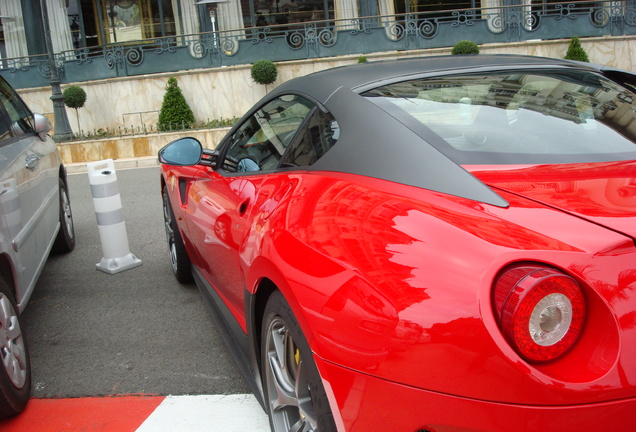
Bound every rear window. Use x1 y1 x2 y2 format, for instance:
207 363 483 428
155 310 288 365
363 70 636 164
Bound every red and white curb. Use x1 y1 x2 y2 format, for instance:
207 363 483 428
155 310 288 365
2 394 270 432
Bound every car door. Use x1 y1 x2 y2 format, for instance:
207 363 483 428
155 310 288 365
184 94 314 329
22 119 60 250
0 78 54 306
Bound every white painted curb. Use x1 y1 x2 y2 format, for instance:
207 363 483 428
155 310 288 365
136 394 270 432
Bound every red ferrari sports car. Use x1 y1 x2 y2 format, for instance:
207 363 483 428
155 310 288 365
159 55 636 432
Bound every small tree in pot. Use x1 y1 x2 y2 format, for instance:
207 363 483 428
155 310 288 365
564 37 590 62
63 85 87 135
251 60 278 92
158 77 195 131
452 40 480 55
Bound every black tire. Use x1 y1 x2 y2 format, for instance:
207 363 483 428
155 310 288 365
261 291 336 432
52 178 75 253
0 279 31 419
162 188 192 283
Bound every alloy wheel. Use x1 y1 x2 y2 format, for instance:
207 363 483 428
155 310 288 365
264 316 318 432
0 293 27 389
163 195 177 273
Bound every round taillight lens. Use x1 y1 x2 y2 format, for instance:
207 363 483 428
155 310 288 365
493 266 586 363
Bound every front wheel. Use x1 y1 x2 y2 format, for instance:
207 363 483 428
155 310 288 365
52 178 75 253
162 188 192 283
0 279 31 419
261 291 336 432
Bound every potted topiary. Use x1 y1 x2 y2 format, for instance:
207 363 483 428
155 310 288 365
251 60 278 91
62 85 87 135
564 37 590 62
157 77 195 131
452 40 480 55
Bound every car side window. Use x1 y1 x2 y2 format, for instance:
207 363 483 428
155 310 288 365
280 109 340 167
222 94 313 173
0 78 34 137
0 110 11 142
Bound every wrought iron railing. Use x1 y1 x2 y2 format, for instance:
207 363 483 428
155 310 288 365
1 1 634 89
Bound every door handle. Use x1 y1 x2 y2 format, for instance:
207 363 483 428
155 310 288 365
238 199 250 216
25 154 41 170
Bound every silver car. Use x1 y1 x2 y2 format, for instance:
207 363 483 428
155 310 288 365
0 76 75 418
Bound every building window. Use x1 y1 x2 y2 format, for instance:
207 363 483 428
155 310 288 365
100 0 176 44
244 0 335 29
393 0 477 15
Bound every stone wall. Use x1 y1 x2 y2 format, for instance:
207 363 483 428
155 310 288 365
22 36 636 165
57 128 230 165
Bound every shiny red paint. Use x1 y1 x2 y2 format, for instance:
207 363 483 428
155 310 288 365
469 161 636 236
162 160 636 428
315 357 636 432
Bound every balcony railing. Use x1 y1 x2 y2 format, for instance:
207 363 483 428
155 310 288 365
2 1 634 89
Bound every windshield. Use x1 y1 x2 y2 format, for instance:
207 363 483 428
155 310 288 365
363 69 636 164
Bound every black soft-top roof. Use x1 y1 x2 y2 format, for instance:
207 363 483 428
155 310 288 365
259 55 608 208
271 54 595 103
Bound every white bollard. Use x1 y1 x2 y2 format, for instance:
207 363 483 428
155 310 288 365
87 159 142 274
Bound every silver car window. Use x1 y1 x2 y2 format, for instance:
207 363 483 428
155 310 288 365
0 78 34 137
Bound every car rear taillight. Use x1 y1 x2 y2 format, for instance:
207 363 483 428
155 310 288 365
493 265 586 363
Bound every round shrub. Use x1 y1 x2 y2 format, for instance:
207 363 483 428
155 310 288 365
452 40 480 55
357 55 368 63
63 86 87 109
564 37 589 62
251 60 278 86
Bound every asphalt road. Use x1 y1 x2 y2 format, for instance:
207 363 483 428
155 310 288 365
22 165 251 398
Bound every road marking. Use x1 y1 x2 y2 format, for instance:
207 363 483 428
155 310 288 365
0 394 270 432
1 394 163 432
137 394 270 431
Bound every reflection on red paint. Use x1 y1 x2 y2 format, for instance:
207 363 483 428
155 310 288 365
470 161 636 236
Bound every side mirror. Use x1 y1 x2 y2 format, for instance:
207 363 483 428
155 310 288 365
159 137 203 166
34 113 52 140
237 157 260 172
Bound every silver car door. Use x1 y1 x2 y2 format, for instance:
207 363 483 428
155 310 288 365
0 78 52 308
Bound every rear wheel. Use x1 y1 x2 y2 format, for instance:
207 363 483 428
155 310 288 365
162 188 192 283
0 279 31 419
52 178 75 253
261 291 336 432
